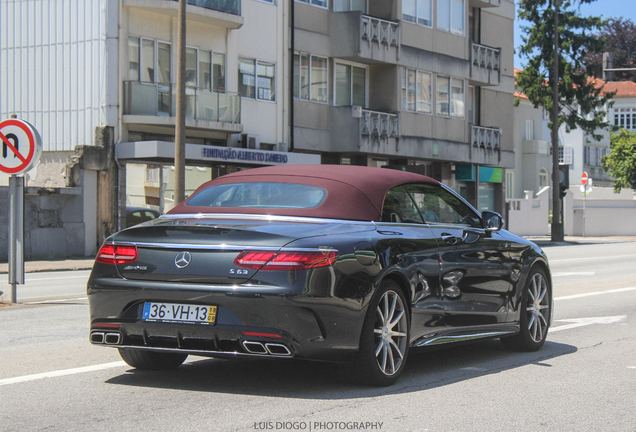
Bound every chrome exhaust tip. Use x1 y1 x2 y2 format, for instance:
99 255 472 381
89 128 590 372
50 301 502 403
90 332 105 344
104 333 122 345
242 341 267 354
265 343 292 356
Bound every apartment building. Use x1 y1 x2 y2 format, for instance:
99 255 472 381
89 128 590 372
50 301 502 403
292 0 515 212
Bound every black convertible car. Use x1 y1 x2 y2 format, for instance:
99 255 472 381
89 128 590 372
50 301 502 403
88 165 552 386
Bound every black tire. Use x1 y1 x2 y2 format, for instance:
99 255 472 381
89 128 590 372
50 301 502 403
118 348 188 370
349 280 410 386
501 267 551 352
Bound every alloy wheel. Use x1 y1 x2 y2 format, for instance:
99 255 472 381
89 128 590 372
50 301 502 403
526 272 550 343
373 290 408 376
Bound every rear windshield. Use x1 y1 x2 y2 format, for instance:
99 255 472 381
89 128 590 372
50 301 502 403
186 182 328 209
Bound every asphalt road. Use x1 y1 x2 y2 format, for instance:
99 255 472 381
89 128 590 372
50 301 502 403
1 241 635 432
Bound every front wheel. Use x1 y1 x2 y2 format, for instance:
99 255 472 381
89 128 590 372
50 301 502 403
501 267 551 351
119 348 188 370
350 280 410 386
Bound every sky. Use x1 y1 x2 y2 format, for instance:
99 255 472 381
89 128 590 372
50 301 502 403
513 0 636 69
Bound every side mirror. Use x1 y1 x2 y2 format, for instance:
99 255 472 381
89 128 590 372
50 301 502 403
482 211 504 232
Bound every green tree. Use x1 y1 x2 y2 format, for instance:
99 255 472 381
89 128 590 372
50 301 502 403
516 0 612 139
602 129 636 192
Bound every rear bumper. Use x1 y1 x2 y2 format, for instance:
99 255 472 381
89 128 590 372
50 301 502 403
88 279 368 362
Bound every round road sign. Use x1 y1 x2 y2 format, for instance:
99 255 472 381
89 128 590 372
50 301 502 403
581 171 588 186
0 119 42 174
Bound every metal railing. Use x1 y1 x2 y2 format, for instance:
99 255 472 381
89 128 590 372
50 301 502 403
471 42 501 71
123 81 241 124
472 125 501 149
361 15 399 47
361 109 399 138
169 0 241 16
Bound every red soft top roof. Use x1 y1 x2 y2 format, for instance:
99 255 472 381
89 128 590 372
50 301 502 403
169 165 439 221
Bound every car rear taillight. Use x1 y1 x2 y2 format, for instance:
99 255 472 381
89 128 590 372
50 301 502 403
234 250 337 271
95 244 138 265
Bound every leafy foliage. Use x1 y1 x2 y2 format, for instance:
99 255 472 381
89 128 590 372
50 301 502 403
516 0 612 141
602 129 636 192
586 18 636 83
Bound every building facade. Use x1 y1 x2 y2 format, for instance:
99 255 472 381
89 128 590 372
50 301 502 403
1 0 515 260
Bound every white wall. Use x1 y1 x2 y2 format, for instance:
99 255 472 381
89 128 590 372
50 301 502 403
0 0 118 151
506 187 550 236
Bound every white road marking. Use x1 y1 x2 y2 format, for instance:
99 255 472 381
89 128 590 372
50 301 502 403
550 316 627 333
554 287 636 301
22 297 88 305
550 254 636 263
628 367 636 369
0 361 127 387
552 272 596 277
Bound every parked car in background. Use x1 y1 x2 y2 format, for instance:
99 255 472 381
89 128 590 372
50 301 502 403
89 165 553 386
125 207 160 228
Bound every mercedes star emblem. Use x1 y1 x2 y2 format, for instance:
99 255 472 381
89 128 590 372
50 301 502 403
175 251 192 269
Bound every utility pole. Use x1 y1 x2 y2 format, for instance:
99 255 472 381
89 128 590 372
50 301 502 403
551 0 563 241
174 0 187 205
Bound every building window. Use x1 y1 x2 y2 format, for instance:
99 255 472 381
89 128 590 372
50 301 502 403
402 0 432 27
450 78 464 118
157 42 171 84
128 37 140 81
584 146 609 167
141 39 155 82
186 47 198 87
293 53 328 103
239 58 276 101
402 68 431 113
525 120 534 140
335 61 366 106
333 0 367 12
614 108 636 130
436 76 450 116
213 53 226 91
539 168 549 189
437 0 464 35
559 146 573 165
296 0 328 8
505 170 514 200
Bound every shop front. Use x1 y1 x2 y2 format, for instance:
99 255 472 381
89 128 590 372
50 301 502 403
454 163 504 213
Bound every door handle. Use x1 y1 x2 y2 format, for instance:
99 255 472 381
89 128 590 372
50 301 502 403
441 233 458 245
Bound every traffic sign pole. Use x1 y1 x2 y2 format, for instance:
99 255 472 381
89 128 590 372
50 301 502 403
1 118 42 304
8 175 25 303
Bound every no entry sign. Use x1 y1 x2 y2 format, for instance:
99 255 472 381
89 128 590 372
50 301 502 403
0 119 42 174
581 171 588 186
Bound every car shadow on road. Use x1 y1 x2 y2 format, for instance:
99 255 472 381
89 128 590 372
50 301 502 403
105 339 577 399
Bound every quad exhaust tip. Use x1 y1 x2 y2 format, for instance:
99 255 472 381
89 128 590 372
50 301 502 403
242 341 292 356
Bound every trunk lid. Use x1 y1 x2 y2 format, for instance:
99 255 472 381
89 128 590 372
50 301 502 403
111 216 374 284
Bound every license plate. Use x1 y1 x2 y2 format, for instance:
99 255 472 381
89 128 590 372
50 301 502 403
142 302 217 324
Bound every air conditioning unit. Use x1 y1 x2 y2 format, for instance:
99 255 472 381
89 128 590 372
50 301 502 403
240 133 260 150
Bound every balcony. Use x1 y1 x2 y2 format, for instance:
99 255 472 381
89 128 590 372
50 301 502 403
362 109 399 138
470 42 501 86
361 15 399 48
330 12 399 64
123 81 242 133
471 125 501 150
124 0 243 29
325 107 399 155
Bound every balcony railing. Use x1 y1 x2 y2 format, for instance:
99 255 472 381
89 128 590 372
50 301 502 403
169 0 241 16
124 81 241 124
362 109 399 138
472 125 501 149
361 15 399 47
471 42 501 72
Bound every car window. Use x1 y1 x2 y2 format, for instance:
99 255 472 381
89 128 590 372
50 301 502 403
404 184 482 227
143 211 157 220
381 187 424 224
186 182 328 209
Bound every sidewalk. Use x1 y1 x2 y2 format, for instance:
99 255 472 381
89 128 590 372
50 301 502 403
0 258 95 275
1 235 635 275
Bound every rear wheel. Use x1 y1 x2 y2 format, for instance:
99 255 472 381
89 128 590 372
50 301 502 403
501 267 551 351
119 348 188 370
350 280 410 386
